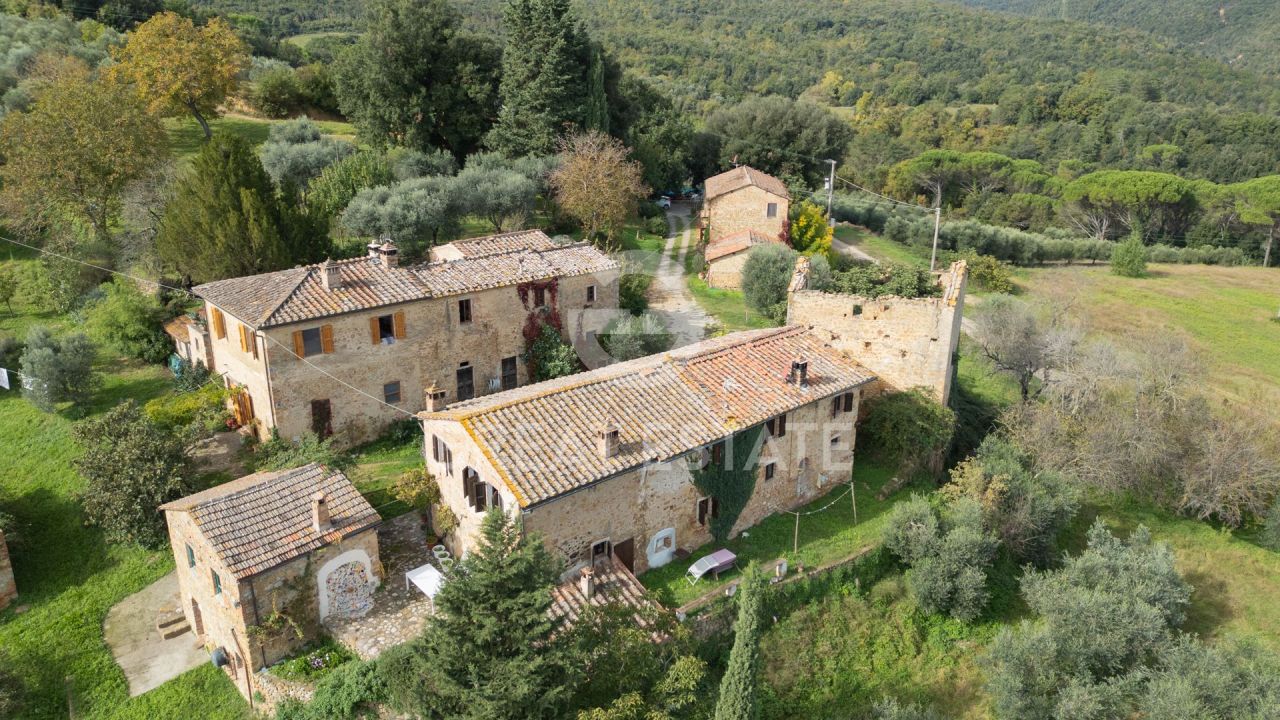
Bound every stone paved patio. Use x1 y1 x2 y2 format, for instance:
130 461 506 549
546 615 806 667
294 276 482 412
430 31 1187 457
104 572 207 696
326 513 436 660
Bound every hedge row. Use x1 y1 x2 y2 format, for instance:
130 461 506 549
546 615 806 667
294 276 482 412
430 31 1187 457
829 195 1249 267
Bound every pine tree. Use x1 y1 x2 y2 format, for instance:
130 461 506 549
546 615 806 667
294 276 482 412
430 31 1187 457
156 134 328 283
381 509 570 719
487 0 593 156
714 565 768 720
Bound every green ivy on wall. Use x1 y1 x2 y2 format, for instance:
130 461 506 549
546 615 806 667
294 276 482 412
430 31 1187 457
692 424 766 543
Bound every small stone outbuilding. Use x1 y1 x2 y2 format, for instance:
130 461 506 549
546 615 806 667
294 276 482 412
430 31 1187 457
159 463 382 701
163 310 213 369
700 165 790 245
704 228 791 289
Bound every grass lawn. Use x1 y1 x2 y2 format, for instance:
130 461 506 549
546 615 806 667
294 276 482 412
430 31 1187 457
348 434 424 520
834 224 930 268
165 115 357 161
686 277 776 333
639 462 916 607
1014 263 1280 417
284 31 356 48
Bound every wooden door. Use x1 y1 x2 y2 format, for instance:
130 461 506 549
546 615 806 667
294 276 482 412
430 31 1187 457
614 538 635 572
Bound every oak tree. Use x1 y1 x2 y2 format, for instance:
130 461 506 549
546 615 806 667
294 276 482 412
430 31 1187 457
550 131 648 246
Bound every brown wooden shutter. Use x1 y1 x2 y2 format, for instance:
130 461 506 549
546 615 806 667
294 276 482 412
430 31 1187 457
369 317 380 346
249 331 258 360
393 311 406 339
320 325 335 354
292 330 304 357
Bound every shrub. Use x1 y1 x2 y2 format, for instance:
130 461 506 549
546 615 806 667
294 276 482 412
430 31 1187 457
874 698 944 720
943 436 1077 566
645 215 668 236
275 658 388 720
741 244 798 315
832 263 940 298
172 356 212 392
273 638 355 682
950 250 1014 293
20 325 98 413
392 467 440 512
253 67 303 118
1263 498 1280 552
83 277 171 363
143 383 231 435
883 495 997 621
600 313 673 361
260 118 355 191
74 400 194 548
618 273 651 315
524 322 580 382
250 431 352 472
1111 231 1148 277
861 388 955 477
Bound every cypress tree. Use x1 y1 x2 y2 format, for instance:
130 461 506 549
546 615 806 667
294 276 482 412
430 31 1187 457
380 509 570 719
487 0 593 156
714 565 768 720
156 134 328 283
584 46 609 133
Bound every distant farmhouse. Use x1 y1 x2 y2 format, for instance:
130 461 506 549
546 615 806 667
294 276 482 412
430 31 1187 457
189 231 619 446
700 166 792 289
160 464 381 701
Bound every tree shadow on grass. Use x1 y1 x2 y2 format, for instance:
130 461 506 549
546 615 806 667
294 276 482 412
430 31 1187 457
1181 568 1235 641
2 486 113 603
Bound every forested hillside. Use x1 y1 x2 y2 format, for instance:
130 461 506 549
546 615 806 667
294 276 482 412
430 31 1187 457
950 0 1280 75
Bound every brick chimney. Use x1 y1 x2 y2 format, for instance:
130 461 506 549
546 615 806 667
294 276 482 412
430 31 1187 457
311 491 331 534
788 358 809 387
424 384 447 412
367 240 382 259
320 259 341 291
596 420 620 459
579 566 595 599
379 240 399 269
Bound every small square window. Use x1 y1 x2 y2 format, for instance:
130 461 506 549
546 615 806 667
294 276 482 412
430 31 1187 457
764 462 776 481
591 539 612 560
301 328 323 356
767 414 787 438
766 202 778 219
383 381 402 404
458 298 473 324
831 434 841 447
586 285 597 303
212 571 222 595
186 544 195 568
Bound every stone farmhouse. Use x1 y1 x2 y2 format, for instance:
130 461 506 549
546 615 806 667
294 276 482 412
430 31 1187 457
191 230 619 446
0 529 15 611
704 228 789 290
700 165 791 244
420 326 876 577
159 463 382 701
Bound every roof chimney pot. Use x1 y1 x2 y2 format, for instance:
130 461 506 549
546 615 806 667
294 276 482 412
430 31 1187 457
579 566 595 599
320 259 341 291
597 420 621 459
311 491 331 534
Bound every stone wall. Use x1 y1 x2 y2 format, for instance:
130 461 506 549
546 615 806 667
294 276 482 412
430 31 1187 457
209 269 618 448
506 391 862 576
705 186 788 244
422 417 519 559
0 530 15 611
787 260 968 404
705 250 750 290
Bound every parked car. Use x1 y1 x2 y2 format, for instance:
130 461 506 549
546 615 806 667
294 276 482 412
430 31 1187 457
656 197 672 209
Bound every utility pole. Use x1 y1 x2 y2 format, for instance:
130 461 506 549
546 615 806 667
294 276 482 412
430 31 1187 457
929 206 942 272
824 159 837 222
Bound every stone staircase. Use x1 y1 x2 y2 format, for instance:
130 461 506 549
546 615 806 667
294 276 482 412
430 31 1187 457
155 607 191 640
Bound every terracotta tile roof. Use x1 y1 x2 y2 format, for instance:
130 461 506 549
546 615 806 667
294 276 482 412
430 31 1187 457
705 229 787 262
159 464 379 579
549 557 654 628
704 166 790 202
163 315 195 342
421 327 875 508
193 231 618 329
441 230 560 258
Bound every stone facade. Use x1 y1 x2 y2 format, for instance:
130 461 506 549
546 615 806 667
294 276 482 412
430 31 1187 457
425 391 862 576
0 530 15 611
164 510 382 701
787 260 968 404
206 268 618 447
705 250 751 290
704 184 789 244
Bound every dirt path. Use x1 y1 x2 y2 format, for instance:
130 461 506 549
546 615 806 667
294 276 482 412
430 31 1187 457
647 204 710 347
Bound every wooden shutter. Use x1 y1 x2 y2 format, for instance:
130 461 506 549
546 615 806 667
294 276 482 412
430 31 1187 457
237 324 248 353
211 308 226 339
369 317 380 346
393 311 406 339
843 392 854 413
292 330 304 357
320 325 335 354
